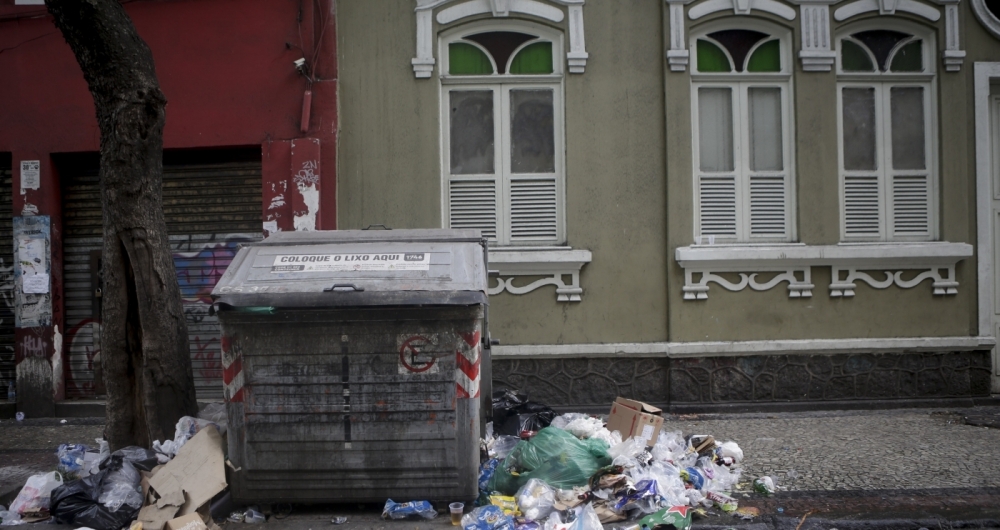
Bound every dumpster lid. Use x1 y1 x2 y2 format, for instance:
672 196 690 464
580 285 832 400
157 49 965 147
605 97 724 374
211 229 488 308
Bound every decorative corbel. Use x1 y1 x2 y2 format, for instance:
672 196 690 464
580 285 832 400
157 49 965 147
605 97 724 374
940 0 966 72
665 0 697 72
791 0 837 71
412 6 436 78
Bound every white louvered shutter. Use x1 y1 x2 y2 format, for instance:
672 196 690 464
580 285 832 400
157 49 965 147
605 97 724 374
843 175 881 238
449 178 497 240
699 175 737 237
749 175 786 237
509 177 558 242
891 174 930 238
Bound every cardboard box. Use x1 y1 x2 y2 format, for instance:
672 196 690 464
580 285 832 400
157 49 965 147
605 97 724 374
607 397 664 446
164 513 206 530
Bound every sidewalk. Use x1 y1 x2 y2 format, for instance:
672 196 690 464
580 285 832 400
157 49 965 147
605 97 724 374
3 407 1000 528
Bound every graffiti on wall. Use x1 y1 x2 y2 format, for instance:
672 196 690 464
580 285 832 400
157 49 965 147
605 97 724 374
14 216 51 329
172 233 259 383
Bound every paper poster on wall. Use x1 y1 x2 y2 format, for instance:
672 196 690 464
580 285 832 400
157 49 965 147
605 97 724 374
20 160 40 192
14 216 51 328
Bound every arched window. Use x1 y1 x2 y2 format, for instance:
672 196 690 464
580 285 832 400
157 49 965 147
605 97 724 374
690 23 795 243
836 25 937 242
440 23 564 246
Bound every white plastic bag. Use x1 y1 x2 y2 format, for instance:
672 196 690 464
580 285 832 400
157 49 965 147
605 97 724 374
607 436 645 460
98 461 143 512
9 471 63 517
197 403 228 435
516 479 556 521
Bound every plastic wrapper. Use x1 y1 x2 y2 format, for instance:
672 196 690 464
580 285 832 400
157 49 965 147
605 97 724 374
548 413 589 431
97 461 142 512
542 504 602 530
152 415 225 462
50 464 140 530
705 491 738 513
491 436 521 460
461 505 515 530
515 479 555 521
680 467 706 490
489 427 611 494
614 479 661 514
9 471 63 518
0 508 21 526
380 499 437 520
57 444 90 480
608 437 645 461
636 506 692 530
105 447 157 473
489 495 519 516
197 403 228 435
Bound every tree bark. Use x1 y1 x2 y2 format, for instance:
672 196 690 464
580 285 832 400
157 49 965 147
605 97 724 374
46 0 198 449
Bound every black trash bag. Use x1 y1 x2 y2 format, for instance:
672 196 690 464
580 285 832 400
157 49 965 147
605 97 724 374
492 389 555 436
51 456 141 530
102 446 158 472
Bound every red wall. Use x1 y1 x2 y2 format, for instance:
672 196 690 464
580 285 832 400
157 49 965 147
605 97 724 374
0 0 337 403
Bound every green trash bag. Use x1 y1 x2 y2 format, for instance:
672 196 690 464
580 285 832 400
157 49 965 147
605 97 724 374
487 427 611 494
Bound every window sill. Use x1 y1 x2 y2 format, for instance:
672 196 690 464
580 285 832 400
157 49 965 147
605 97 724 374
488 247 592 302
675 242 973 300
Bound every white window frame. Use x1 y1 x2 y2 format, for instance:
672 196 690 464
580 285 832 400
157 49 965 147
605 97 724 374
689 20 796 244
439 21 567 246
835 21 939 242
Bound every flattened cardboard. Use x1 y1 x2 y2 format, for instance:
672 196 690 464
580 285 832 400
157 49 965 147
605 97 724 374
607 397 664 446
148 427 227 516
165 513 206 530
138 504 180 530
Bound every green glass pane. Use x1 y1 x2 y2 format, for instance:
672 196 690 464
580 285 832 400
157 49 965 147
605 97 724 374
841 40 875 72
746 40 780 72
889 40 923 72
449 42 493 75
509 41 553 74
697 39 732 72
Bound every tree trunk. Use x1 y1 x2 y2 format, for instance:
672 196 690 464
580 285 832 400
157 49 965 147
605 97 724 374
46 0 198 449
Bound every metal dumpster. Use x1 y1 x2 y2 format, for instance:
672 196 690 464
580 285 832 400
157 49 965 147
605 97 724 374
210 229 490 503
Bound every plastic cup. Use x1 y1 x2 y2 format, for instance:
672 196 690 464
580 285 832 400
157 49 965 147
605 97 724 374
449 502 464 526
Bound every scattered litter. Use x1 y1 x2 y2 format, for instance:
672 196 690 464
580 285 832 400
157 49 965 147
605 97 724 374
15 412 23 421
380 500 437 520
753 476 776 496
226 512 244 523
7 471 63 523
60 420 67 424
243 509 265 524
777 506 784 513
734 507 759 520
449 502 464 526
794 509 817 530
460 505 514 530
330 516 347 524
492 390 555 437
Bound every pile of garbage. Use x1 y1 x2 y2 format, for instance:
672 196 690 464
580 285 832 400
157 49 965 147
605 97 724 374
455 391 766 530
0 404 231 530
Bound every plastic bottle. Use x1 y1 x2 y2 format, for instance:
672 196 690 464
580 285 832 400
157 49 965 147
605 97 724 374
6 381 13 402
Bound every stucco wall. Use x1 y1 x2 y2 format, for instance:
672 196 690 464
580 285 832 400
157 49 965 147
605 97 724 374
338 0 989 347
666 11 979 342
337 0 669 345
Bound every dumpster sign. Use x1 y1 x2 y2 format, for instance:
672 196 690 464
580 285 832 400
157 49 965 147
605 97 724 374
271 252 430 272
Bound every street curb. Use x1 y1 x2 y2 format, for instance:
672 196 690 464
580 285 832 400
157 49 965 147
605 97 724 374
773 515 1000 530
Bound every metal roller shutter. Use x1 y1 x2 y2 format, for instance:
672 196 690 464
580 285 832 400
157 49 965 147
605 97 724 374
63 151 263 399
0 158 13 397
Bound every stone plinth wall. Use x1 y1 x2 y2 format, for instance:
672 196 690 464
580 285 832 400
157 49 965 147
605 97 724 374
492 350 992 410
